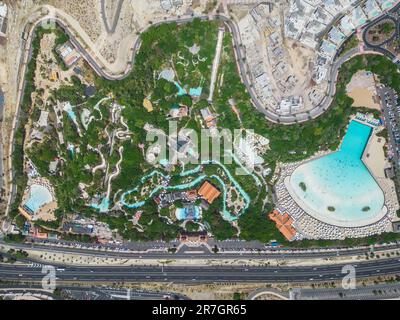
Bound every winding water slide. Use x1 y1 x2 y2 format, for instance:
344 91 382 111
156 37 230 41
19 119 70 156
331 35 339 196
5 3 400 217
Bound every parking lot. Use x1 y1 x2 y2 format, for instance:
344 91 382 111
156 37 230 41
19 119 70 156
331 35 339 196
378 86 400 174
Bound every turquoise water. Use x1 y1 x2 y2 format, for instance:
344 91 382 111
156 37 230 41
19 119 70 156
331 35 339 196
91 197 110 213
179 165 202 177
67 144 75 157
189 87 202 97
290 120 384 224
63 103 77 122
174 82 202 97
174 82 187 96
92 154 252 221
120 175 207 209
67 110 77 122
118 160 250 221
382 0 395 10
176 206 201 220
159 158 169 167
24 184 53 213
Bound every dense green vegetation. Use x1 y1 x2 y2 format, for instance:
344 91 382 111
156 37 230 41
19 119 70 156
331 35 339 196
338 34 359 58
7 249 28 260
381 21 396 35
3 234 26 243
185 221 200 232
203 197 237 240
10 26 70 227
12 19 400 247
217 36 400 244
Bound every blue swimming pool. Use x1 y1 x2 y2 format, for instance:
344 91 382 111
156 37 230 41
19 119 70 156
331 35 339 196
189 87 202 97
289 120 385 226
174 82 202 97
174 82 187 96
63 102 77 122
24 184 53 213
91 197 110 213
175 206 201 221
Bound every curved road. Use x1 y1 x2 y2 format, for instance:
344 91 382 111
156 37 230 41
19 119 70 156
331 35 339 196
20 12 379 125
362 12 399 61
3 10 388 217
4 4 400 229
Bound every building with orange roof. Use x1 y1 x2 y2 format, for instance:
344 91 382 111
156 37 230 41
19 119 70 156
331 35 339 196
186 189 198 201
198 181 221 204
269 209 297 241
30 227 48 239
97 238 109 244
200 107 217 129
35 232 48 239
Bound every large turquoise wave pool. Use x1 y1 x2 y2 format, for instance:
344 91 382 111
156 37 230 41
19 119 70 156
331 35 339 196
289 120 385 226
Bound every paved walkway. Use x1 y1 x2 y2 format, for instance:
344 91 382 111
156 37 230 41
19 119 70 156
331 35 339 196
208 27 224 102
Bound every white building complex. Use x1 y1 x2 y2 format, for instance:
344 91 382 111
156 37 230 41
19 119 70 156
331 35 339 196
235 0 399 118
0 2 7 37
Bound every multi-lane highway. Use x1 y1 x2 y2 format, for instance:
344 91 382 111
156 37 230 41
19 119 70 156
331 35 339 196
4 240 400 260
3 2 400 268
0 284 188 300
1 257 399 283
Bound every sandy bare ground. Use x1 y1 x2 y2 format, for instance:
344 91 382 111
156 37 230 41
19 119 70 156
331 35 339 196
348 88 381 110
346 70 380 110
361 126 400 222
129 282 286 300
363 134 387 179
47 0 102 42
35 202 57 221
